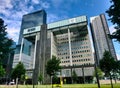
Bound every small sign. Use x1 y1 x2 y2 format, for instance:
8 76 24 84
69 18 76 24
27 28 35 32
23 26 40 34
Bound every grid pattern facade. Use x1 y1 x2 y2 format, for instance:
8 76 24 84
56 31 94 66
48 20 94 78
13 12 95 83
90 14 117 63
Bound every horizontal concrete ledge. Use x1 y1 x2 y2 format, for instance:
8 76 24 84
100 80 120 84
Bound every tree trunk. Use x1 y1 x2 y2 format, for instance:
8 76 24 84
82 66 85 84
114 76 117 84
51 76 53 88
113 72 117 84
16 78 18 88
110 74 113 88
94 65 100 88
114 73 117 84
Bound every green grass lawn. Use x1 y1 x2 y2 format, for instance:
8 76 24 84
0 84 120 88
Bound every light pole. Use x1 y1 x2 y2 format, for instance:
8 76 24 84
93 53 100 88
51 75 53 88
0 52 2 61
70 66 73 84
82 65 85 84
32 69 35 88
0 52 3 84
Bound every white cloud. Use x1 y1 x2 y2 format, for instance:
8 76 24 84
25 0 30 3
11 11 27 20
0 0 13 17
0 9 11 17
47 14 60 23
0 0 51 43
0 0 13 9
31 0 50 9
51 0 64 8
109 25 116 34
3 18 21 43
0 0 13 16
6 27 20 43
29 6 34 11
32 0 40 4
117 54 120 60
40 1 50 9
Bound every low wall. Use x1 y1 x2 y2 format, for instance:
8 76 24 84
100 80 120 84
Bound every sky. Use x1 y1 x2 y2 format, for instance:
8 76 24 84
0 0 120 60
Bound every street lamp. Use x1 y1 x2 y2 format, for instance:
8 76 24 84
0 52 3 64
0 52 2 58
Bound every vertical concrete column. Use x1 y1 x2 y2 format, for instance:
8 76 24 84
33 35 38 69
51 31 53 58
19 38 24 62
39 24 48 84
82 66 85 84
33 24 47 85
68 28 72 66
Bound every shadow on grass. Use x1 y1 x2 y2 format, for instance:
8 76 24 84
0 84 120 88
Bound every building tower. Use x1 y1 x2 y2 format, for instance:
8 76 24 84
47 16 94 83
13 10 47 84
90 14 117 65
13 10 95 84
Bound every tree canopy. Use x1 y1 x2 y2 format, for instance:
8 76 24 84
0 64 5 77
106 0 120 42
38 73 43 84
0 18 13 60
100 51 116 88
0 18 13 78
93 67 104 79
11 62 26 80
72 70 78 83
106 0 120 26
46 56 61 77
99 51 115 76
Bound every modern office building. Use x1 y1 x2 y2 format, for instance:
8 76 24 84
47 16 94 83
13 10 47 84
13 10 95 84
90 14 117 65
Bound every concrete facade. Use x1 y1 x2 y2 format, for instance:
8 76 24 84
13 10 47 84
13 10 95 84
46 16 94 83
13 11 116 84
90 14 117 65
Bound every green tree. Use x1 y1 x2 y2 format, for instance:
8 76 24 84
100 51 116 88
0 18 13 60
116 61 120 78
0 18 13 81
46 56 61 77
11 62 26 80
112 60 120 83
116 61 120 71
21 74 26 84
93 67 104 79
38 73 43 84
72 70 78 83
109 26 120 42
106 0 120 42
46 55 61 85
52 75 59 84
0 64 5 77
